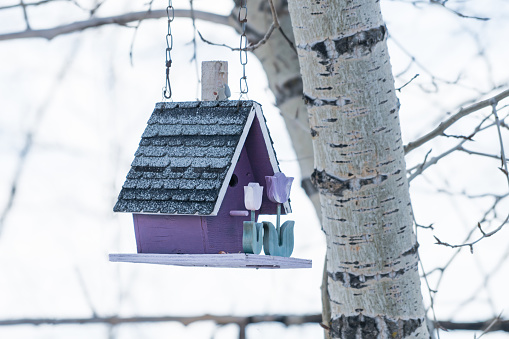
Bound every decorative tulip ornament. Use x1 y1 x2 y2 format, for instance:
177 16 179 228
265 172 294 231
242 182 264 254
244 182 263 222
262 172 295 257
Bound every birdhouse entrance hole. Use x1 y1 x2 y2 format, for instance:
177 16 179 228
229 174 239 187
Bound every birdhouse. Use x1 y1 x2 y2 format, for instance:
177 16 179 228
110 61 311 269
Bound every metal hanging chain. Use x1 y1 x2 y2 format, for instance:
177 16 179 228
163 0 174 99
239 0 248 97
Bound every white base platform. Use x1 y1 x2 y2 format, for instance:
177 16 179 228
109 253 312 269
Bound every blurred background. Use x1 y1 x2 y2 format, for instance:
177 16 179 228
0 0 508 338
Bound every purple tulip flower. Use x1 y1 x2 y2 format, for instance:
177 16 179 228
265 172 294 204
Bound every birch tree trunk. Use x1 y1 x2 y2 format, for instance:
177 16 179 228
287 0 429 338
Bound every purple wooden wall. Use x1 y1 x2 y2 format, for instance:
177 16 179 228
245 115 284 215
133 116 282 254
133 214 208 254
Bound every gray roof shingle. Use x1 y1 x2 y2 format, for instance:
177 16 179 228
114 100 255 215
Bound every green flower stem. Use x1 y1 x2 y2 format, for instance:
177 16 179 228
251 210 255 222
276 203 281 235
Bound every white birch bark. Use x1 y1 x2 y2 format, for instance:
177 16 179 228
287 0 429 337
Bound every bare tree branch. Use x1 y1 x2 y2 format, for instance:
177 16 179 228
0 314 507 333
0 314 321 327
0 9 231 41
404 88 509 154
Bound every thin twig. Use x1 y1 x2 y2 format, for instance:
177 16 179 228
2 0 107 14
278 27 297 53
433 101 509 250
414 213 441 339
0 0 65 10
396 73 419 92
476 313 504 338
458 147 509 162
188 0 200 92
20 0 31 30
198 0 283 53
198 22 277 52
435 3 490 21
128 0 156 66
385 0 490 21
492 100 509 179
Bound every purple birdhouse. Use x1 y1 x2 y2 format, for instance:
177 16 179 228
113 100 291 255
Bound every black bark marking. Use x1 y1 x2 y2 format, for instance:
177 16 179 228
327 217 347 221
330 315 423 338
377 159 395 167
334 25 387 57
310 128 319 137
311 40 328 60
311 170 388 197
330 143 349 148
328 262 419 289
311 169 349 197
303 94 338 106
303 93 354 107
325 118 338 122
382 208 399 216
401 242 419 257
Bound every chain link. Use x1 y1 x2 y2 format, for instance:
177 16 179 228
163 0 174 99
239 0 248 96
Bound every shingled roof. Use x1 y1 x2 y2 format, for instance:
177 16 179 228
114 100 280 216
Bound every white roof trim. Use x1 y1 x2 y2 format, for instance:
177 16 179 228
210 105 256 216
252 103 292 214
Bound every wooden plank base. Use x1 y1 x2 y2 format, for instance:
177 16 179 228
109 253 312 269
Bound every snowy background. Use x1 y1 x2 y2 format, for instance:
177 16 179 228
0 0 508 338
